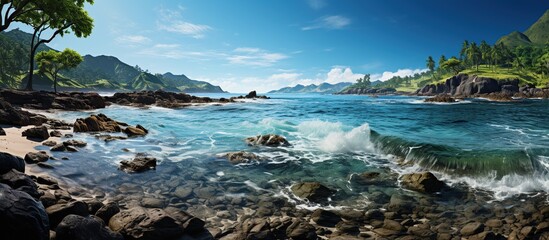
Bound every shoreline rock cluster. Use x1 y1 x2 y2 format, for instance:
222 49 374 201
338 87 397 95
416 74 549 100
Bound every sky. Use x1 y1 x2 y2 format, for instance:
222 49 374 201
9 0 549 93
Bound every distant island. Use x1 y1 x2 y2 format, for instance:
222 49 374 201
338 9 549 97
0 29 225 93
268 82 353 94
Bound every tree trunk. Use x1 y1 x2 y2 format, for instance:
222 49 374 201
24 35 37 91
53 74 57 93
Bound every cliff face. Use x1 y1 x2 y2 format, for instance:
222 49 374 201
416 74 520 96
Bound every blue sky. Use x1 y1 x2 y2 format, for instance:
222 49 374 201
10 0 549 93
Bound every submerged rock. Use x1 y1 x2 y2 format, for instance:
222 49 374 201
291 182 335 202
119 153 157 173
424 94 456 103
22 126 50 140
56 214 123 240
224 151 260 164
246 134 290 147
0 183 50 240
400 172 445 193
96 135 127 142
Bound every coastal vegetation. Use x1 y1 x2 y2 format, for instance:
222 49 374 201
342 9 549 93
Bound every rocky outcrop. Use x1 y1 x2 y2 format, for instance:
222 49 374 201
291 182 335 202
338 87 397 95
0 89 105 110
119 153 157 173
416 74 549 99
22 126 50 140
223 151 260 164
46 201 90 229
108 207 185 240
246 134 290 147
400 172 445 193
24 151 50 164
105 90 232 108
73 114 149 138
0 183 50 240
424 94 456 103
231 90 270 100
0 99 48 126
56 215 123 240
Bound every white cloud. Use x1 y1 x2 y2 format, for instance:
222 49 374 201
373 68 429 81
115 35 151 44
302 15 351 31
138 44 221 60
157 7 212 39
325 67 363 84
228 48 288 67
307 0 326 10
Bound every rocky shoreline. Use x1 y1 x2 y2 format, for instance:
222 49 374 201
1 89 549 239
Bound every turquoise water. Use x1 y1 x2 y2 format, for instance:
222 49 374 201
40 94 549 206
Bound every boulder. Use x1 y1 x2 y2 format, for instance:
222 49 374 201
460 222 484 236
42 140 57 146
108 207 184 240
0 99 48 126
63 140 87 148
424 94 456 103
164 207 206 233
73 114 123 133
0 183 49 240
46 201 89 229
0 152 25 174
56 214 123 240
400 172 444 193
0 169 40 199
246 134 290 147
0 127 5 136
124 125 148 137
311 209 341 227
224 151 260 164
50 130 62 137
291 182 335 202
119 153 157 173
25 151 50 164
246 90 258 98
51 144 67 152
22 126 50 140
95 202 120 224
286 219 317 240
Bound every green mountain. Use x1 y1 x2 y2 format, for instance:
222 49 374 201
268 82 352 94
0 29 225 93
496 31 532 49
524 9 549 45
497 9 549 47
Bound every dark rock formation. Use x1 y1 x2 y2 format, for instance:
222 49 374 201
123 125 148 137
223 151 260 164
286 219 317 240
0 127 5 135
0 169 40 199
119 153 157 173
25 151 50 164
0 183 49 240
73 114 125 133
424 94 456 103
22 126 50 140
231 90 270 100
0 152 25 174
0 99 48 126
108 207 185 240
400 172 445 193
95 202 120 224
105 90 231 108
246 134 290 147
56 214 123 240
63 139 87 148
311 209 342 227
46 201 89 229
291 182 335 202
0 89 105 110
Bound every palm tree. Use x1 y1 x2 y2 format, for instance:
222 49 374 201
438 55 447 73
426 56 435 79
467 42 481 72
491 45 502 73
460 40 470 63
479 40 491 67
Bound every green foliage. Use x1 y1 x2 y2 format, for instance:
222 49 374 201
36 48 83 92
524 10 549 45
0 34 27 87
441 58 464 75
497 31 533 49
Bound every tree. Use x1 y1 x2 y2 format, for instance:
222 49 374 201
479 40 491 66
441 58 462 75
0 0 35 32
36 48 83 93
363 74 371 87
426 56 435 79
467 42 481 72
460 40 469 62
21 0 93 91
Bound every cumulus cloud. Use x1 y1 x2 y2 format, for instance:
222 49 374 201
302 15 351 31
373 68 429 81
325 67 363 84
227 48 289 67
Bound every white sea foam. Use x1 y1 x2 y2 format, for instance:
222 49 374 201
318 123 375 153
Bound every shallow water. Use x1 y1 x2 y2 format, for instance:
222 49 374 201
40 94 549 208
